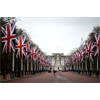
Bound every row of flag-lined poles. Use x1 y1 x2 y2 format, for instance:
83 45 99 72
65 33 100 77
1 22 51 79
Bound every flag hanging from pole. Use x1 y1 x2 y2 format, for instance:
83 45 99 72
25 41 32 60
87 41 94 62
94 33 100 57
30 46 37 62
1 22 16 54
15 35 27 58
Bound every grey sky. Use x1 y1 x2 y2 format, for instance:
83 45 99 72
16 17 100 55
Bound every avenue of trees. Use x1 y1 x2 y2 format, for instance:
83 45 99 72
0 17 47 79
68 26 100 76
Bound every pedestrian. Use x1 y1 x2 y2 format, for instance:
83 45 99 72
53 70 55 76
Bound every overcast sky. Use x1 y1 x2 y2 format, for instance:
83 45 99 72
16 17 100 55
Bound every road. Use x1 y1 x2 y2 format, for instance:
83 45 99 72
3 71 99 83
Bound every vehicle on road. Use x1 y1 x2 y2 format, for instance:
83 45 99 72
62 70 68 72
48 70 51 73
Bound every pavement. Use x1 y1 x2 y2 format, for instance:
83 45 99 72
0 72 44 83
1 71 99 83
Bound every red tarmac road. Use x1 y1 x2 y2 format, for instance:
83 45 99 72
3 71 99 83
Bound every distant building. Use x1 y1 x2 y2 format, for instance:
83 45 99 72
46 53 69 70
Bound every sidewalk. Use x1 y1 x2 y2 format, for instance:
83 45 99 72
70 71 100 78
0 72 44 83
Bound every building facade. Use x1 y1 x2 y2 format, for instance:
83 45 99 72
46 53 69 70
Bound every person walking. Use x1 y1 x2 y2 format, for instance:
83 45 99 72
53 70 55 76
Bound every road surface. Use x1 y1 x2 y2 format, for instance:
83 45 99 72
3 71 99 83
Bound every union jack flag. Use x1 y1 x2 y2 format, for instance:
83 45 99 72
37 52 41 61
15 35 27 58
83 46 87 55
94 33 100 57
39 55 43 65
33 49 39 62
1 22 16 54
40 55 45 66
30 46 37 62
75 52 79 63
47 60 51 67
71 55 75 65
79 50 84 62
87 41 94 62
73 54 76 63
66 60 70 66
35 49 39 62
45 59 48 66
25 41 32 60
43 57 46 66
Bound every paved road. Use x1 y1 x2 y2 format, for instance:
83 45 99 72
3 71 99 83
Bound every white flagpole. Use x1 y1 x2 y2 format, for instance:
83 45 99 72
97 56 99 77
37 62 38 74
77 63 78 72
82 62 83 74
90 62 92 76
27 58 29 76
34 63 36 74
21 58 23 77
85 57 87 75
31 62 33 75
12 52 14 79
79 63 80 74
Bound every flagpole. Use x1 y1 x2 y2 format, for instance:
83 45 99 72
90 62 92 76
21 58 23 77
27 58 29 76
37 61 38 74
89 36 93 76
97 56 99 77
96 31 99 77
35 62 36 74
85 56 87 75
12 52 14 79
31 61 33 75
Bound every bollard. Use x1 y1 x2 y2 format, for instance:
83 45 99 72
12 71 14 79
86 70 87 75
82 70 83 75
97 71 99 77
21 71 23 77
90 70 92 76
27 71 28 76
31 71 33 75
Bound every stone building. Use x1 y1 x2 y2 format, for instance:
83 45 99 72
46 53 69 70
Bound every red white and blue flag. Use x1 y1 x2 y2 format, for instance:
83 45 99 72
39 55 42 65
87 41 94 62
79 50 84 62
66 60 70 66
30 46 37 62
83 46 88 55
25 41 32 60
15 35 27 58
33 47 38 62
35 49 39 62
37 52 41 61
40 55 45 66
94 33 100 57
48 60 51 67
45 59 48 66
75 52 79 63
1 22 16 54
